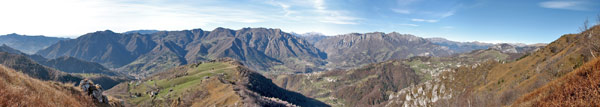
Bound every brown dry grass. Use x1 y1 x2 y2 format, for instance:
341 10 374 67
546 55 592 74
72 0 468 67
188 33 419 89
513 58 600 106
0 64 96 107
461 25 600 106
189 77 241 107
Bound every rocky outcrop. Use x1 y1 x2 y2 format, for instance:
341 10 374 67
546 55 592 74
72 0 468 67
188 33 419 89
80 79 109 104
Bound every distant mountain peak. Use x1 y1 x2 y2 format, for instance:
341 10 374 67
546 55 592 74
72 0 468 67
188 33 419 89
2 33 46 37
79 30 118 38
5 33 20 36
0 44 24 54
123 29 161 34
98 30 116 34
295 32 325 36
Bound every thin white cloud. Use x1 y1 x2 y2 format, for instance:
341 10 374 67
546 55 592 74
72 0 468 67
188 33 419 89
441 26 454 29
312 0 326 10
411 18 438 23
539 0 589 10
278 3 295 16
0 0 280 36
0 0 365 37
320 12 360 24
309 0 360 24
396 0 420 6
391 9 411 14
440 10 456 18
400 24 419 27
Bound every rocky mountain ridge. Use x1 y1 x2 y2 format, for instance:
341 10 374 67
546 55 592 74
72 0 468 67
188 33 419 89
37 28 327 77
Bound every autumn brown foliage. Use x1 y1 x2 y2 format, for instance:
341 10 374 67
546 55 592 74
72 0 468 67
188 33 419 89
513 58 600 106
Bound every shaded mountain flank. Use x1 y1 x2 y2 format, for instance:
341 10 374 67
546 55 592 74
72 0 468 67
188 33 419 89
0 47 127 89
0 33 69 54
0 52 81 82
385 25 600 107
106 58 329 107
0 44 25 55
0 45 121 77
38 56 119 76
36 28 327 77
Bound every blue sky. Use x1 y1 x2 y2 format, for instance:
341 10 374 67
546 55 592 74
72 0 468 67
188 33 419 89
0 0 599 43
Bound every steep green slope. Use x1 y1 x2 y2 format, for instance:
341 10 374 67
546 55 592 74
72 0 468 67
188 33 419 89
106 58 328 107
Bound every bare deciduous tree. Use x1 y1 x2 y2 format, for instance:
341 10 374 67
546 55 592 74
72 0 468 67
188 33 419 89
590 32 599 59
584 16 600 59
596 14 600 26
580 18 589 32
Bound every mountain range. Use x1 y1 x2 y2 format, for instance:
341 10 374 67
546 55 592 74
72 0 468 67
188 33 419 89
267 44 539 106
426 37 493 53
12 24 600 107
0 28 535 78
314 32 453 69
0 33 69 54
0 45 127 89
35 28 327 78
